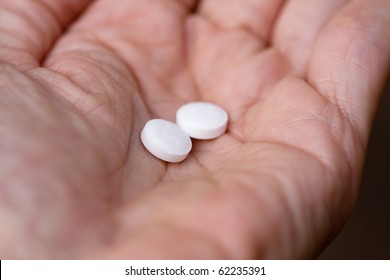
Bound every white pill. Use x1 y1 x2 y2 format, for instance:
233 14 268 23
141 119 192 163
176 102 228 140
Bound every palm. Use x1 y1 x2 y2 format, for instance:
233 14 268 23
0 0 389 259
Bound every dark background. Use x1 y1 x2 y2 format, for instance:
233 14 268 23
319 79 390 259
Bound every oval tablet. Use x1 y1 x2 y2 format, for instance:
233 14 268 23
141 119 192 163
176 102 228 140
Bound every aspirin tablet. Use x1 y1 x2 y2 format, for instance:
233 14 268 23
176 102 228 140
141 119 192 163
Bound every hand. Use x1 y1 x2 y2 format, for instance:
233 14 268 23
0 0 389 259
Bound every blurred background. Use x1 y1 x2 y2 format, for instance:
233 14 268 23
319 79 390 259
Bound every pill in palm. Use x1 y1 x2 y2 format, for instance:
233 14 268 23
141 119 192 163
176 102 228 140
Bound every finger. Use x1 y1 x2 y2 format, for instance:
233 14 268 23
187 0 288 118
0 0 91 70
43 0 199 120
199 0 286 44
273 0 350 75
308 0 390 143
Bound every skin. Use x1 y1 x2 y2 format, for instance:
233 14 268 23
0 0 389 259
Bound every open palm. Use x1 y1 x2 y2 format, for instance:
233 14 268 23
0 0 389 259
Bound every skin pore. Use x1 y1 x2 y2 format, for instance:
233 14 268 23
0 0 389 259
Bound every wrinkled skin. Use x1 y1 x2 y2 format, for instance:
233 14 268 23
0 0 389 259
